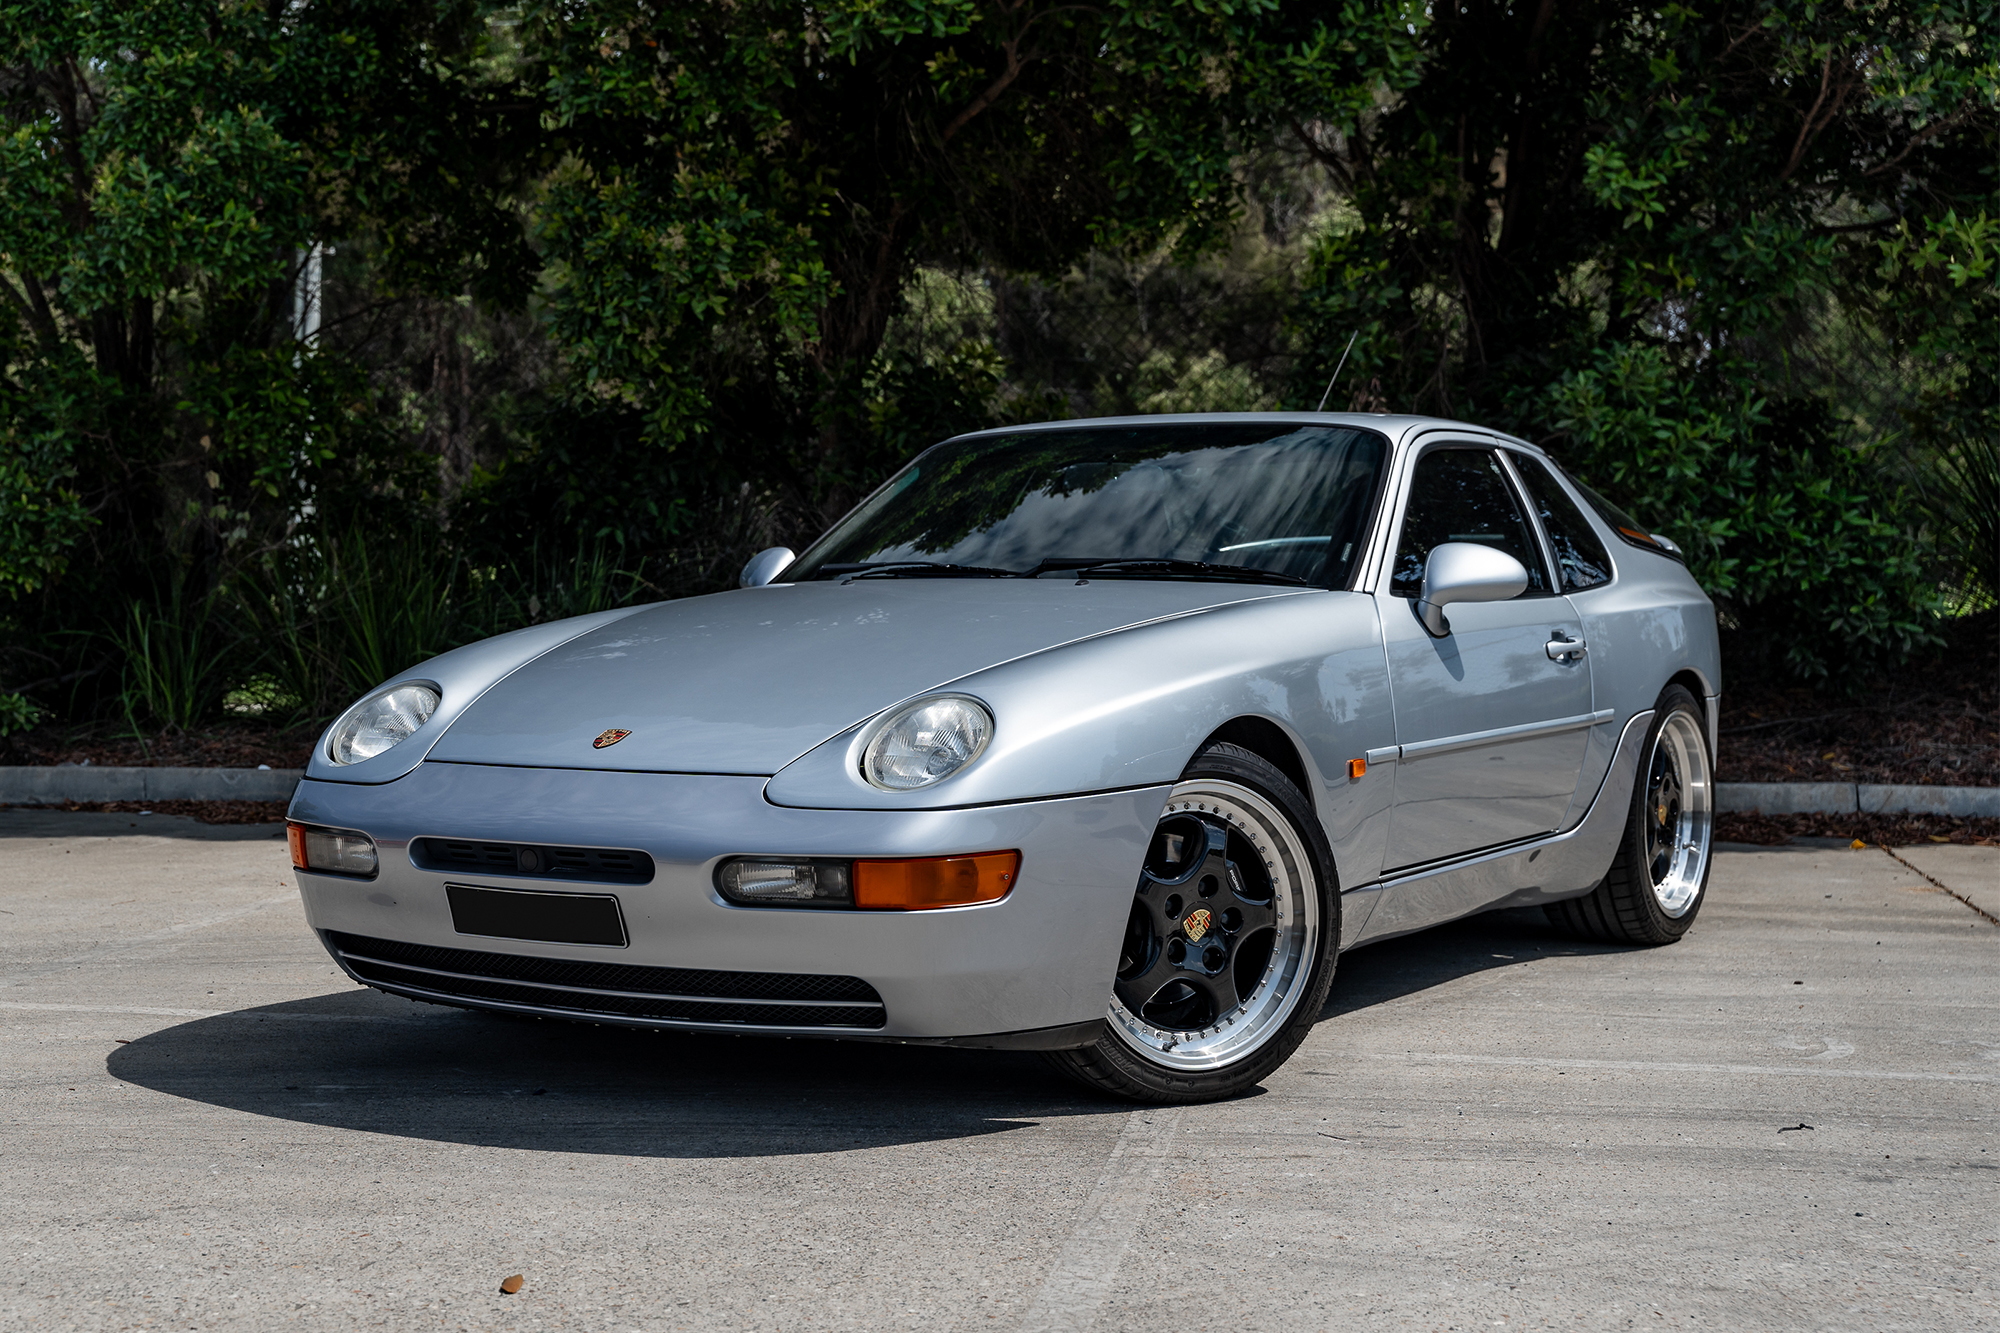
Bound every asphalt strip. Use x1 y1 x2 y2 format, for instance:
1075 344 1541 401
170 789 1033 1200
1358 1051 1998 1083
1015 1105 1184 1333
0 1000 405 1021
0 890 298 986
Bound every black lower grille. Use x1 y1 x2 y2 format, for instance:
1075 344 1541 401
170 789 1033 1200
410 837 654 885
324 930 885 1029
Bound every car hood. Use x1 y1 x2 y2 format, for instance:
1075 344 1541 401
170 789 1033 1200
426 579 1303 774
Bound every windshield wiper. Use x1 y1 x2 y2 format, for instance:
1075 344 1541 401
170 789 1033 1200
1042 558 1313 587
820 561 1028 581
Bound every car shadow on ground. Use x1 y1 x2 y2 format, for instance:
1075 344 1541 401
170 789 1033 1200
106 990 1100 1158
107 907 1616 1156
1321 905 1627 1020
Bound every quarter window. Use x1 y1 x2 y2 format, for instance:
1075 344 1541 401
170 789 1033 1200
1390 449 1549 599
1511 454 1613 591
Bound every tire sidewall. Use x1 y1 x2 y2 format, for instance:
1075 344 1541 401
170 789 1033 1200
1085 743 1340 1101
1623 685 1712 940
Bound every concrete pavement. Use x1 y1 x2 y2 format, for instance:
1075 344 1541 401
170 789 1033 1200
2 809 1995 1331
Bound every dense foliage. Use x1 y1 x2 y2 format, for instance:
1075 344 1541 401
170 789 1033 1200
1 0 1994 734
1285 0 1998 676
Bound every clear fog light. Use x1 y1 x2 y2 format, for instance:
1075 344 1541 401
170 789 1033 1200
288 823 379 877
716 858 853 906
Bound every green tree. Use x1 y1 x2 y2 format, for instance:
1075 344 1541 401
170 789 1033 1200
506 0 1425 543
0 1 537 601
1274 0 1997 676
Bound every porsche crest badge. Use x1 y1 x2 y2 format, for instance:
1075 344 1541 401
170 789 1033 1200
1183 907 1213 941
592 728 632 749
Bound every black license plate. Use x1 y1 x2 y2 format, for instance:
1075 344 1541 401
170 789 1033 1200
446 884 627 947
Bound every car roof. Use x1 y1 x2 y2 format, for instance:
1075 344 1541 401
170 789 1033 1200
942 412 1548 459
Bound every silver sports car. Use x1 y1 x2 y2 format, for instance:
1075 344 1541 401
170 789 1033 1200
287 413 1718 1102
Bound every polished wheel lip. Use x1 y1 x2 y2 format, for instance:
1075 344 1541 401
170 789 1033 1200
1645 709 1712 919
1106 779 1317 1072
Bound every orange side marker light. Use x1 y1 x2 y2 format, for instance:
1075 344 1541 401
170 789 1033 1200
1347 757 1367 780
286 821 309 870
853 851 1020 910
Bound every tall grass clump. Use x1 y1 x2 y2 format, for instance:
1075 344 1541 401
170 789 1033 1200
112 584 239 733
230 527 655 725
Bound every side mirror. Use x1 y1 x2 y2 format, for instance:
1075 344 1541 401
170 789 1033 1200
1417 541 1529 635
739 546 796 589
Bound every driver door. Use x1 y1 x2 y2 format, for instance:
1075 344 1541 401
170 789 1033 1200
1377 445 1594 870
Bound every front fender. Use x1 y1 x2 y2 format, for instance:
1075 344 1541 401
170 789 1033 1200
762 590 1396 815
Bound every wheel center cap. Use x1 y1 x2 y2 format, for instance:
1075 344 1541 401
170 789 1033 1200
1183 907 1214 942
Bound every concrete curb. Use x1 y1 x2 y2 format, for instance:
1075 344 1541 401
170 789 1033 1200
0 766 302 804
1717 782 2000 817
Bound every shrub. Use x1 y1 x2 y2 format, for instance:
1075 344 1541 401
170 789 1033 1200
1542 343 1941 682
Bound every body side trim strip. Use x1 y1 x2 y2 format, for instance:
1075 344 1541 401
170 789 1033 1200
1339 708 1654 897
1398 707 1616 762
1378 709 1654 894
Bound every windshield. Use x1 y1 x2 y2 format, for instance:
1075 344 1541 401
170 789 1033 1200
788 422 1390 586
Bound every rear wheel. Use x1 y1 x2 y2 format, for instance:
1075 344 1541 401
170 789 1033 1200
1045 743 1338 1103
1545 683 1713 945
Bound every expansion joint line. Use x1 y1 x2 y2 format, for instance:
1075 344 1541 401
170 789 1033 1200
1876 845 1999 926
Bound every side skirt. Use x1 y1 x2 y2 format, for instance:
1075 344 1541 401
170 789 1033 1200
1339 709 1655 950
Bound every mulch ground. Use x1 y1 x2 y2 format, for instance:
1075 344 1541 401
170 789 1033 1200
1 721 316 770
1715 811 2000 847
1717 610 1998 786
0 800 291 825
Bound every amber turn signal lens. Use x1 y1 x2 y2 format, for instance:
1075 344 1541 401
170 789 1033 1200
1347 757 1367 780
286 821 308 870
853 850 1020 910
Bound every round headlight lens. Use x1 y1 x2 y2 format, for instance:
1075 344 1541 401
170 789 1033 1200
862 696 993 791
328 683 441 766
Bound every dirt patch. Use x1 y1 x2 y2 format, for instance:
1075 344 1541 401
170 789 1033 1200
0 799 291 826
1719 610 1997 787
1715 811 2000 847
1 723 316 770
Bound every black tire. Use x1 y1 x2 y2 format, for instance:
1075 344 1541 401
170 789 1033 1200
1545 683 1713 946
1044 742 1339 1103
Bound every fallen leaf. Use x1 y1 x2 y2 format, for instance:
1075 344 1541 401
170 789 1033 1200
500 1274 524 1295
1850 838 1867 850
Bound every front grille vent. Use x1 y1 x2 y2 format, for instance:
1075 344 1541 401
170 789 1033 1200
410 837 653 885
323 930 886 1030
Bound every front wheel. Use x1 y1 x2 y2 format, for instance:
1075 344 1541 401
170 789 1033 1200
1045 743 1339 1103
1546 683 1714 945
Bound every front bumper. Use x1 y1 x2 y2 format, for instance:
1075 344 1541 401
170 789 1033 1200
289 762 1169 1042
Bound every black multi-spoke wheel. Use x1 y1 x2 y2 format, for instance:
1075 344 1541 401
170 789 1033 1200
1546 683 1714 945
1047 742 1338 1103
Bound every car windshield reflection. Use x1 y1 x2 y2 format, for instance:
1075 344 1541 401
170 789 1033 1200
789 422 1390 587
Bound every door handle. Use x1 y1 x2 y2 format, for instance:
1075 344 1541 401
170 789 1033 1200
1545 633 1587 662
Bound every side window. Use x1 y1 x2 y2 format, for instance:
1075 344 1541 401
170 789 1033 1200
1390 449 1550 599
1512 454 1613 591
